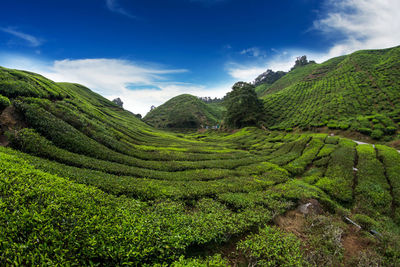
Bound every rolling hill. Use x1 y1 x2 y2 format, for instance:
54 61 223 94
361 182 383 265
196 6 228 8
257 46 400 144
143 94 223 128
0 61 399 266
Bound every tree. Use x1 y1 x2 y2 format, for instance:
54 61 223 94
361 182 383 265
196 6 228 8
112 98 123 108
223 82 265 128
253 69 287 86
290 55 315 71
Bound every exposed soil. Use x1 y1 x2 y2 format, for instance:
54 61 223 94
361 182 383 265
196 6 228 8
274 200 376 266
342 226 371 263
274 209 307 239
0 106 27 146
274 199 323 240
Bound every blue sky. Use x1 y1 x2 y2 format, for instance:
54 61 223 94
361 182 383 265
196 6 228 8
1 0 399 115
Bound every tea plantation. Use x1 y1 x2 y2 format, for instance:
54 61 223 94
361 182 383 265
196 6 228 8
0 64 399 266
259 46 400 143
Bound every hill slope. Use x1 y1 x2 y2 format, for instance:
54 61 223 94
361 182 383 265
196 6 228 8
144 94 223 128
260 46 400 142
0 66 399 265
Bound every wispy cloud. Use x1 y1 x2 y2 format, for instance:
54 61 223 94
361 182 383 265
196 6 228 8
0 54 231 115
0 27 42 47
240 47 267 58
105 0 136 19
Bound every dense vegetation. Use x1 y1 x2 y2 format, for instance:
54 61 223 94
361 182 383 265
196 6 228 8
253 69 287 88
0 45 400 266
224 82 264 128
144 94 223 128
256 46 400 143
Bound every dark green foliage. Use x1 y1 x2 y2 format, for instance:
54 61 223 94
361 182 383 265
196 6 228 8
253 69 287 87
291 55 315 70
224 82 265 128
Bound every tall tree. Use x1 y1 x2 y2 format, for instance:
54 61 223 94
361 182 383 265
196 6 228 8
224 82 265 128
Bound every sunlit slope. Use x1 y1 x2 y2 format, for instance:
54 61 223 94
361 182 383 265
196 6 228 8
260 46 400 139
144 94 223 128
0 66 399 265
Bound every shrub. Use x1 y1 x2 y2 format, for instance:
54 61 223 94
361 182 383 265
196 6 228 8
373 123 385 131
358 127 372 135
0 94 10 110
353 214 378 230
170 254 228 266
237 226 305 267
327 122 339 129
385 126 397 135
371 129 384 139
339 123 350 130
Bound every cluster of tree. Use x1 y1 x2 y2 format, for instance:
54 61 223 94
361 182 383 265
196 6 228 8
290 55 316 71
112 97 123 108
198 96 224 104
253 69 287 86
223 82 265 128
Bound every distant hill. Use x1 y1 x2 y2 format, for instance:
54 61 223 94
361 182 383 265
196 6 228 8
143 94 224 128
257 46 400 141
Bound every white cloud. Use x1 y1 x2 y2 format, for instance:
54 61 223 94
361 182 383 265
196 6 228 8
105 0 136 19
226 0 400 82
226 63 266 81
0 27 42 47
0 54 232 115
314 0 400 57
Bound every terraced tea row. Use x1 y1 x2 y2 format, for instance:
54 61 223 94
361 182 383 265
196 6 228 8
1 65 399 265
260 46 400 141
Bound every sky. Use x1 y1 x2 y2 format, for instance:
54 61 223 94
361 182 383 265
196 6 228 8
0 0 399 115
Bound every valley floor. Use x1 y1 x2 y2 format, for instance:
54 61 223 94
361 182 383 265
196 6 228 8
2 127 400 266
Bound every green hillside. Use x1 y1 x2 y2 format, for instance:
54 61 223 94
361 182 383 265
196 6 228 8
144 94 223 128
0 65 400 266
259 46 400 143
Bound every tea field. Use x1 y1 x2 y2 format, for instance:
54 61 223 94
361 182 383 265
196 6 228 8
0 66 400 266
259 46 400 143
